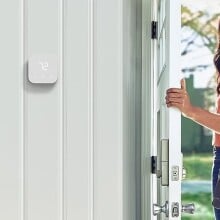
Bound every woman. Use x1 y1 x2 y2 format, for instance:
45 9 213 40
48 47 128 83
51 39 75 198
165 22 220 219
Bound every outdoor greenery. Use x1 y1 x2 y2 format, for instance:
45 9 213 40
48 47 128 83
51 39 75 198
181 5 220 110
181 4 220 153
183 153 213 180
181 1 220 219
182 192 213 220
181 5 220 72
182 153 213 219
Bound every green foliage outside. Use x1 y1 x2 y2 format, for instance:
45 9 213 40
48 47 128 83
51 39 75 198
182 193 213 220
182 153 213 219
183 153 213 180
181 4 220 113
182 5 219 54
181 2 220 219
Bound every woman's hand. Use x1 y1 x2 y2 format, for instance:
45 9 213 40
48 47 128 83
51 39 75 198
166 78 220 133
165 78 194 118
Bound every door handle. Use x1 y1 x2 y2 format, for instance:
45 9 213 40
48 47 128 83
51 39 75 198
182 203 195 214
153 201 169 217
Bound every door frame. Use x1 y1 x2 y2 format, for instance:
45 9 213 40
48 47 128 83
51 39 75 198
141 0 155 219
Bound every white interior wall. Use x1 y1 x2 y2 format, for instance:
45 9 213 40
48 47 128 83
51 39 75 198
0 0 142 220
0 1 22 218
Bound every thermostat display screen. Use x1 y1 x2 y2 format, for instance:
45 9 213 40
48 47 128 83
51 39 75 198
28 54 59 84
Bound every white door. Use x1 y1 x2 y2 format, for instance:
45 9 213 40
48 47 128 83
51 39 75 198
142 0 193 220
153 0 182 219
152 0 182 218
0 0 140 220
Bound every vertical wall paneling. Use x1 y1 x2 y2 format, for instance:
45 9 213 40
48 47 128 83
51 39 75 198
60 0 64 219
0 0 140 219
25 0 62 219
64 0 93 219
89 0 95 219
93 0 123 219
0 1 22 219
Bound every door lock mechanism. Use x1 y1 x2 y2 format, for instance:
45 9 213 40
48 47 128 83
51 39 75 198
153 201 169 217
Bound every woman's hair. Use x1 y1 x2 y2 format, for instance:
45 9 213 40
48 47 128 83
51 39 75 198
214 19 220 95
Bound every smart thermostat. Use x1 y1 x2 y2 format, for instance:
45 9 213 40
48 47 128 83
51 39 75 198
28 54 59 84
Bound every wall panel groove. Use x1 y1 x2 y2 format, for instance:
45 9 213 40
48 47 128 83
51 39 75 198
25 0 62 219
0 1 23 219
59 0 64 219
88 0 94 220
21 0 25 220
64 0 92 219
93 0 124 219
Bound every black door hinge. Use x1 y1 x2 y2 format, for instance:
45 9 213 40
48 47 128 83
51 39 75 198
151 156 157 174
151 21 158 39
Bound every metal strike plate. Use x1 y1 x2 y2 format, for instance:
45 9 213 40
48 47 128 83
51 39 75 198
171 166 179 181
28 54 58 84
161 139 169 186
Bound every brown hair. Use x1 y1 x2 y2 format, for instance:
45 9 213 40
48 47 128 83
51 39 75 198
214 20 220 95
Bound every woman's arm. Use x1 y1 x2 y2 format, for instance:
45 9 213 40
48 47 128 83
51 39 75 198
185 106 220 134
166 79 220 134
